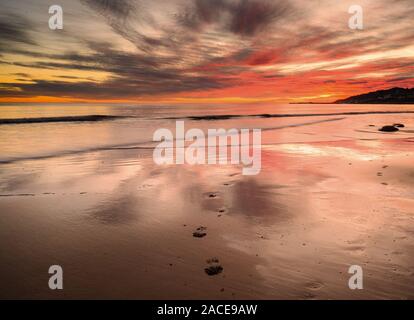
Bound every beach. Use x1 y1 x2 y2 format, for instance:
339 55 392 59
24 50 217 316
0 103 414 299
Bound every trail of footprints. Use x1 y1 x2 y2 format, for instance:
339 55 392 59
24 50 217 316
191 183 234 278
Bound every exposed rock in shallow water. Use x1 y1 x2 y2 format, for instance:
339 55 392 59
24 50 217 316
379 125 399 132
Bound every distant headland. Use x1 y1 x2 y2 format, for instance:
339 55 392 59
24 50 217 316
334 87 414 104
291 87 414 104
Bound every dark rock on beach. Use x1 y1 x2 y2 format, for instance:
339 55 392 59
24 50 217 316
393 123 405 128
379 125 399 132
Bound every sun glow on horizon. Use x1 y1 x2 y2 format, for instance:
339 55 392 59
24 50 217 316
1 0 414 104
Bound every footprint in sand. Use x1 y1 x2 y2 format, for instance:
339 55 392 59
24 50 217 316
217 207 227 218
193 226 207 238
204 258 223 276
138 184 154 190
204 192 220 199
305 281 324 291
344 245 366 254
218 207 227 214
343 239 367 255
390 265 412 276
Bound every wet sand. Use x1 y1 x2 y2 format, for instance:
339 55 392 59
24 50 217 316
0 112 414 299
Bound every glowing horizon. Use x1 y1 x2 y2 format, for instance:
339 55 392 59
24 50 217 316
1 0 414 104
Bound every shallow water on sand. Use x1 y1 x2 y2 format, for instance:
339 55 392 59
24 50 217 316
1 103 414 162
0 103 414 299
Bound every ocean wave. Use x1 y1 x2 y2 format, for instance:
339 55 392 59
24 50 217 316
0 117 345 164
165 110 414 121
0 115 126 125
0 141 155 164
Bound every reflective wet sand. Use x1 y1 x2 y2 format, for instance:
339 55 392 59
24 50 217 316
0 106 413 299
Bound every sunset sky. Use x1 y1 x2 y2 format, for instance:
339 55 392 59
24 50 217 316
0 0 413 104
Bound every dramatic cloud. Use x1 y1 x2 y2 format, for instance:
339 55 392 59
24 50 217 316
0 0 413 103
0 43 233 99
0 15 35 50
178 0 293 36
82 0 136 19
